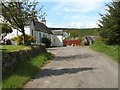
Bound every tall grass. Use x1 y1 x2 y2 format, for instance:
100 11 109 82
2 52 54 89
90 42 119 62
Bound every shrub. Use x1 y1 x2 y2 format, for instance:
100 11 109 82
42 37 51 48
12 34 36 45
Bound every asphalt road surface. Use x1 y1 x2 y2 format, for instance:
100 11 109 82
24 46 118 88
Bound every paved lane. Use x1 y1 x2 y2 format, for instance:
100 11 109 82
24 46 118 88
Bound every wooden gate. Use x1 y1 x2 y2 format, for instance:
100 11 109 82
63 40 80 46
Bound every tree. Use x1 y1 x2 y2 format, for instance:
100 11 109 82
1 1 45 45
98 1 120 45
42 37 51 48
0 23 12 41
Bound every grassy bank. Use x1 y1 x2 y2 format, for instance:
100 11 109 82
0 45 31 52
90 42 119 62
2 52 54 89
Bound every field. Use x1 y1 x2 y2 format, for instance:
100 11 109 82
64 28 98 38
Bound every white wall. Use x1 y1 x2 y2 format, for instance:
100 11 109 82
35 31 46 44
30 21 35 35
25 26 31 35
5 26 31 39
52 35 63 46
51 30 64 47
5 29 19 39
35 32 53 46
4 19 36 38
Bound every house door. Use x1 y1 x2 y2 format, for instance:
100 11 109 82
39 33 41 43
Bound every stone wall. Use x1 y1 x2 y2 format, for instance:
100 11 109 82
2 45 47 74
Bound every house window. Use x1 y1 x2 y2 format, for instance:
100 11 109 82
32 30 33 36
39 33 41 43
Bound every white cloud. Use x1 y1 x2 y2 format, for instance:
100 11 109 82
40 0 111 2
47 21 84 28
47 22 64 28
45 0 112 28
84 22 98 28
68 21 83 28
47 21 98 28
69 21 98 28
51 0 111 14
70 15 99 21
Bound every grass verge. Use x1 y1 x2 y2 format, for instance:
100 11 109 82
2 52 54 89
90 42 119 62
0 45 31 52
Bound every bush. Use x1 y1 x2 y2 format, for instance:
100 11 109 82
12 34 36 45
42 37 51 48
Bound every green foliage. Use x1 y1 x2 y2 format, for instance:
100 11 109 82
12 34 36 45
2 52 53 89
98 1 120 45
64 28 98 39
1 2 45 44
69 30 79 38
42 37 51 48
77 37 82 41
90 41 119 62
0 23 12 34
0 45 30 52
45 52 55 60
2 2 44 30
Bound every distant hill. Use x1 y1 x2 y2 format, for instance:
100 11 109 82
64 28 99 37
49 27 99 37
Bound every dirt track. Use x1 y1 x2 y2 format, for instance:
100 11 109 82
24 46 118 88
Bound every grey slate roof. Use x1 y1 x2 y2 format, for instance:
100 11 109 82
35 21 53 34
52 30 63 35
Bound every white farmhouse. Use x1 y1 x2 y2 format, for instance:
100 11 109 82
34 19 53 44
1 15 65 47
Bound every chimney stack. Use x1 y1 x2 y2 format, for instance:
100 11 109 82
41 17 46 25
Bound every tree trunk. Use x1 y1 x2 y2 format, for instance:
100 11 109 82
22 29 26 45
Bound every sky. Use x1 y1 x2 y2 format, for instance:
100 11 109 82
36 0 112 28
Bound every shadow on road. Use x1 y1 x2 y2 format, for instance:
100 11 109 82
53 54 93 61
34 67 96 79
